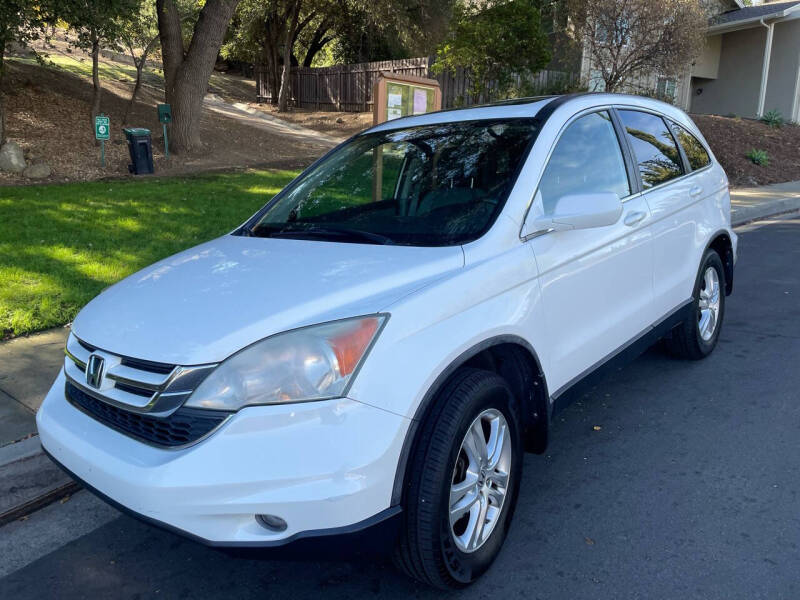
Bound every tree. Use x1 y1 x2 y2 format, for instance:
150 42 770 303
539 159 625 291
278 0 301 111
0 2 58 143
156 0 240 153
61 0 139 125
432 0 551 102
224 0 454 108
568 0 707 93
119 1 160 125
223 0 339 109
329 0 453 64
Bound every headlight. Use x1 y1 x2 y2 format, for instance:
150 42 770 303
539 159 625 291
184 315 386 411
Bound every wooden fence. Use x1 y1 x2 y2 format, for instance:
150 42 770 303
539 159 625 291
255 57 577 112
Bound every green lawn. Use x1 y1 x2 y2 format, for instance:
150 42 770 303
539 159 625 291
0 170 297 337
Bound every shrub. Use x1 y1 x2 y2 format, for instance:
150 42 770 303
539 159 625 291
746 149 769 166
761 109 784 128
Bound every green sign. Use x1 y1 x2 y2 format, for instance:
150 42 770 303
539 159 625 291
158 103 172 124
95 116 110 140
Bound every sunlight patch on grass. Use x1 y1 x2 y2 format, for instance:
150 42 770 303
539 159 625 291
0 169 297 337
9 55 162 86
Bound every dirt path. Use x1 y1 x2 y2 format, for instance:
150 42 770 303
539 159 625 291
203 95 344 145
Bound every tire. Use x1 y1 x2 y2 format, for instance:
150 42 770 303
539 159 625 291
666 249 726 360
394 368 523 589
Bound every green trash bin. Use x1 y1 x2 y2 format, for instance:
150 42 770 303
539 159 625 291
122 127 154 175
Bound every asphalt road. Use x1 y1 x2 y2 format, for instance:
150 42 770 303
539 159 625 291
2 214 799 599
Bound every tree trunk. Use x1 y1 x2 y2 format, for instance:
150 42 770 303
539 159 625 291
269 43 280 104
302 21 332 67
0 86 5 146
90 31 102 123
123 37 157 126
278 1 301 112
0 41 6 145
157 0 184 96
124 58 146 126
263 17 282 105
156 0 239 154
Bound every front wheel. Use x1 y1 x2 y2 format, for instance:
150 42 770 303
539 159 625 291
666 249 726 360
394 368 523 589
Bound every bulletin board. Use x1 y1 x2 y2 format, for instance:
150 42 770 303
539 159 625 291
373 72 442 125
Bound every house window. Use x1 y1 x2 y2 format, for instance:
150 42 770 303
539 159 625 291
589 69 606 92
656 77 677 101
595 18 630 46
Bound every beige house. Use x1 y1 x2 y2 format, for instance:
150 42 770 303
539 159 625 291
579 0 800 121
692 0 800 121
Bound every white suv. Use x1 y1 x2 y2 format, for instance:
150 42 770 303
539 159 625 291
38 94 736 588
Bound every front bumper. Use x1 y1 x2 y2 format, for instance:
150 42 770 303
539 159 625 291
37 369 410 547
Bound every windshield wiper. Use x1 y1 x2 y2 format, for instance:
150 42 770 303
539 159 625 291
257 226 394 245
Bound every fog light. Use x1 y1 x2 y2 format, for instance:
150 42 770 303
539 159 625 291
256 514 287 532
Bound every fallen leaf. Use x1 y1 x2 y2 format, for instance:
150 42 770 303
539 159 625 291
585 537 595 545
593 425 602 431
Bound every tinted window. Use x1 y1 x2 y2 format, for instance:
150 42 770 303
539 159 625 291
618 110 684 189
537 111 630 214
672 123 711 171
246 120 539 246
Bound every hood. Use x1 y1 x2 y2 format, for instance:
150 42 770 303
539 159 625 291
72 235 464 365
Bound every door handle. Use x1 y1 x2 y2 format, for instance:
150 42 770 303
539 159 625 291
690 185 703 197
624 211 646 226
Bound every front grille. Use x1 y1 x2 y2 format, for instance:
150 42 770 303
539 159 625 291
114 381 154 397
63 333 220 446
120 355 175 375
66 382 229 448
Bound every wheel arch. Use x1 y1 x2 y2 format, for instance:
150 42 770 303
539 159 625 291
706 230 734 295
390 335 549 506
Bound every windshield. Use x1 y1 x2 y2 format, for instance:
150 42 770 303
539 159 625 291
244 119 539 246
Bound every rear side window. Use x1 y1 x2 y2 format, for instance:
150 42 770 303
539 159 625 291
671 123 711 171
618 110 684 189
537 111 630 214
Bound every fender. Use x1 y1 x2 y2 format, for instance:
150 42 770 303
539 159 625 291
705 228 735 295
390 334 549 506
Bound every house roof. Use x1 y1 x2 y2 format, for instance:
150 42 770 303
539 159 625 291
710 1 800 27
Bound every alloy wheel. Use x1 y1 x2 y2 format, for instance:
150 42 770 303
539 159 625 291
698 266 721 341
449 408 512 553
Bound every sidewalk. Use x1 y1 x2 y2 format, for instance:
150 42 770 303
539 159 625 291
0 328 74 524
0 328 66 447
730 180 800 224
0 178 799 522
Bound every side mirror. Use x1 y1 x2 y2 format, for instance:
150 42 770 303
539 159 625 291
525 192 623 236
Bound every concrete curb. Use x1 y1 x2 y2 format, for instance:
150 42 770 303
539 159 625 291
0 436 78 526
0 436 41 468
731 196 800 227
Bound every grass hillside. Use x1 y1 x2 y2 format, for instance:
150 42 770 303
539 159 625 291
1 41 329 185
